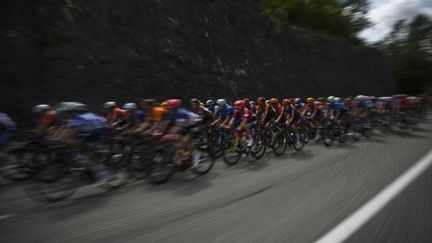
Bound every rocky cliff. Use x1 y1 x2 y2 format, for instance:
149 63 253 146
0 0 396 125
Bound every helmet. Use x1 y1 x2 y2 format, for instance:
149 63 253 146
265 100 270 104
355 95 365 101
206 99 214 106
282 99 291 106
334 97 341 102
103 101 117 109
306 97 314 104
243 98 250 104
294 98 301 103
318 97 325 103
249 101 256 106
257 97 265 104
33 104 51 113
327 96 335 102
166 99 182 109
161 101 167 107
216 99 227 106
56 102 87 112
233 100 245 109
123 103 137 111
190 98 200 105
270 98 278 104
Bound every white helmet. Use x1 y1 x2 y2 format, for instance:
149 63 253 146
334 97 341 102
56 102 87 112
123 103 137 111
327 96 335 102
355 95 365 101
32 104 51 113
216 99 227 106
103 101 117 109
206 99 214 106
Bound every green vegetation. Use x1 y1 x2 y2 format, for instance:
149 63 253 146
374 14 432 94
258 0 371 43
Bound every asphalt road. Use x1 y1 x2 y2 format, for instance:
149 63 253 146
1 119 432 243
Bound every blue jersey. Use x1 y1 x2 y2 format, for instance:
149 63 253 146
129 111 145 125
66 112 108 139
0 113 16 147
0 113 16 132
215 106 233 120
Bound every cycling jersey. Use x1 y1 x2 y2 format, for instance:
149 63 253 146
303 104 316 116
284 105 301 122
66 112 109 140
0 113 16 132
107 108 128 122
233 107 253 122
164 108 202 127
266 104 282 118
40 110 60 126
215 105 234 120
191 106 213 124
0 113 16 148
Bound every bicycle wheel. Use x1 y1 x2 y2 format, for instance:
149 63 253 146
30 160 78 202
250 133 267 159
272 131 287 156
291 130 304 151
147 151 176 184
300 126 310 144
191 143 215 175
222 136 242 165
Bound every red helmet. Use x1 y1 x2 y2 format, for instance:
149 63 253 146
243 98 250 104
282 99 291 106
166 99 182 109
233 100 245 109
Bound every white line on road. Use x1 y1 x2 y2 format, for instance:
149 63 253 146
316 149 432 243
0 214 15 220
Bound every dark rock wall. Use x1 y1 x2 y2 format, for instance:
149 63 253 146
0 0 396 125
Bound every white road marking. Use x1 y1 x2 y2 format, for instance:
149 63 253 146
316 149 432 243
0 214 15 220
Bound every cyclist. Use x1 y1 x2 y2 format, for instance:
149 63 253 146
163 99 203 168
190 98 213 125
228 100 254 147
103 101 127 128
0 112 16 183
262 98 282 128
212 99 233 128
282 99 302 128
119 103 145 131
136 101 168 135
256 97 267 121
0 113 16 151
32 104 60 134
50 102 110 186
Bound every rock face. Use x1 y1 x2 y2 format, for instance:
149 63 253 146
0 0 396 125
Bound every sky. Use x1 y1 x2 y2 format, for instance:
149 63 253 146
359 0 432 42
